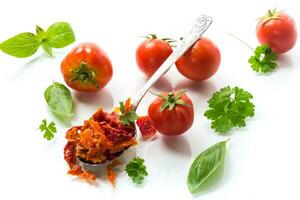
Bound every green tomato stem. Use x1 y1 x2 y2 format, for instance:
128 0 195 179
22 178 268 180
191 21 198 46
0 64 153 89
70 61 99 88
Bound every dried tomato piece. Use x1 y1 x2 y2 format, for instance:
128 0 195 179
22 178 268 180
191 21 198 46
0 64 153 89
64 141 77 168
106 160 122 186
65 126 81 141
136 116 157 139
68 165 96 183
125 98 132 111
79 171 96 183
68 165 83 175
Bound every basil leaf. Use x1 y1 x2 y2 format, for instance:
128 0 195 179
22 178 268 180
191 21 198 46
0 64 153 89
44 82 73 119
187 140 228 194
41 41 52 56
0 33 40 58
36 25 47 40
46 22 75 48
36 25 52 56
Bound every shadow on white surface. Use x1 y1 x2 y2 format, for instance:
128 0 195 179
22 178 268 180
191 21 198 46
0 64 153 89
74 89 114 109
24 54 46 66
161 136 191 157
6 53 44 79
140 76 173 92
277 54 294 69
152 76 173 92
175 79 216 98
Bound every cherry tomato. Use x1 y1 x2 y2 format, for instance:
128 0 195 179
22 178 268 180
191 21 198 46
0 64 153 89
136 34 173 77
175 37 221 81
61 43 113 92
148 91 194 136
256 10 297 53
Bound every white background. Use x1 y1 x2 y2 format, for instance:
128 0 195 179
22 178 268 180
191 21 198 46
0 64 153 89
0 0 299 199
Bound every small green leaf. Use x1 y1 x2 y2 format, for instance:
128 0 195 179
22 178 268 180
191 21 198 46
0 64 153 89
41 42 52 56
126 157 148 184
119 102 126 114
119 101 138 126
0 32 40 58
44 82 73 120
187 140 228 194
248 44 277 73
46 22 75 48
38 119 57 140
36 25 47 40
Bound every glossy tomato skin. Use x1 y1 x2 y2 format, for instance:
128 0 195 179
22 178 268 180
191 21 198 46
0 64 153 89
256 14 297 53
148 92 194 136
175 37 220 81
61 43 113 92
136 39 173 77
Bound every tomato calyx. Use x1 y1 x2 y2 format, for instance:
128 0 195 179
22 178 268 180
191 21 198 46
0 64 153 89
151 90 191 111
144 33 176 46
70 62 99 88
260 9 283 23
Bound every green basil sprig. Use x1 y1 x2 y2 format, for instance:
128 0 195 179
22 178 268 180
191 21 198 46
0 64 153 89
0 22 75 58
187 139 229 194
44 82 73 120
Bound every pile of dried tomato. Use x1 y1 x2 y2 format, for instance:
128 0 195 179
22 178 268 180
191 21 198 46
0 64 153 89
64 107 137 182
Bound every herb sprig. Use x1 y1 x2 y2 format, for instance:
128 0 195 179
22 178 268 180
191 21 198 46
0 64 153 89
204 86 255 134
119 101 138 126
248 44 277 73
125 157 148 184
0 22 75 58
38 119 57 140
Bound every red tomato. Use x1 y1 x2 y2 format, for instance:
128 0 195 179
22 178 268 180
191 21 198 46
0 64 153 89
175 37 220 81
148 91 194 136
256 10 297 53
136 35 173 77
61 43 113 92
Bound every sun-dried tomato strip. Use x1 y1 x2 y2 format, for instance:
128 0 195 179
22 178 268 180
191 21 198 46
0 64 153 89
136 116 157 139
68 165 96 183
125 98 132 111
106 160 122 187
64 141 77 168
78 171 96 183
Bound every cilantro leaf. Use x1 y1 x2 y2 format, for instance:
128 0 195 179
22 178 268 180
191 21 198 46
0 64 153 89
119 101 138 126
125 157 148 184
38 119 57 140
204 86 255 134
248 44 277 73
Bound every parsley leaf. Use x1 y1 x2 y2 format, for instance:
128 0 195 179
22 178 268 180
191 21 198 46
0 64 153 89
204 86 255 134
125 157 148 184
248 44 277 73
38 119 57 140
119 101 138 126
